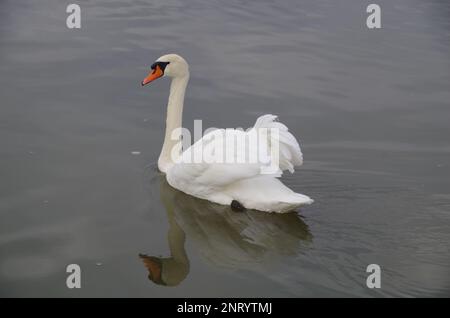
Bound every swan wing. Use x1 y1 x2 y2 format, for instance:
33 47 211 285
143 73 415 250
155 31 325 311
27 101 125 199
167 128 268 194
252 114 303 173
166 114 306 208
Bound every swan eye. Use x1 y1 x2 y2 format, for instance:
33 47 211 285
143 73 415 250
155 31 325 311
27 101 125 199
151 61 170 72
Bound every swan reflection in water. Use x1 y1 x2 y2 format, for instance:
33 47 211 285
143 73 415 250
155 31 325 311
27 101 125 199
140 175 312 286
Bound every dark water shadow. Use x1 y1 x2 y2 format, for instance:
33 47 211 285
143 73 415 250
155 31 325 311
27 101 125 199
140 174 312 287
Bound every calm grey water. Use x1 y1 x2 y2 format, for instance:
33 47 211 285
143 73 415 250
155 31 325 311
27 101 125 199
1 0 450 297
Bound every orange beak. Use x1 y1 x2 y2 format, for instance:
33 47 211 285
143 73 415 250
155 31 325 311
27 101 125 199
141 65 163 86
139 254 164 284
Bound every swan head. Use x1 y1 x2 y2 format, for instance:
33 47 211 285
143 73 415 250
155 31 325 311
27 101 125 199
141 53 189 86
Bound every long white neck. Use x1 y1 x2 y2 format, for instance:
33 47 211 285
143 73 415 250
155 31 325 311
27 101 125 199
158 75 189 173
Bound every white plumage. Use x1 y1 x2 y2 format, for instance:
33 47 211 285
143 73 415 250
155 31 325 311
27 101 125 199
142 54 313 213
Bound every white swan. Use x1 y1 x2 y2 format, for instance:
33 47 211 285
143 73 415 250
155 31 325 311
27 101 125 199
141 54 313 213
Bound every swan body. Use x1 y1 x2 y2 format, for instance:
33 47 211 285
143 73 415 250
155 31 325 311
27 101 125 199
142 54 313 213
